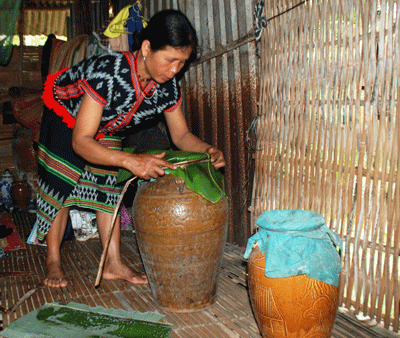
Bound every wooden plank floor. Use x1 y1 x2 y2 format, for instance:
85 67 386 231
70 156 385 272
0 210 398 338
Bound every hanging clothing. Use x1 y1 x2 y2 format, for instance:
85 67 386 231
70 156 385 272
126 4 145 48
108 34 129 52
0 0 21 65
104 5 131 38
104 4 146 39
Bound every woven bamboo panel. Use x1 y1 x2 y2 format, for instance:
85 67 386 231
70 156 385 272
251 0 400 333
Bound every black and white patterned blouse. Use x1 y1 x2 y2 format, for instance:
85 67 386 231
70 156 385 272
43 51 182 139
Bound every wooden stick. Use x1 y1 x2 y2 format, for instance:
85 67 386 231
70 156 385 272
94 158 211 287
0 284 45 315
95 175 137 287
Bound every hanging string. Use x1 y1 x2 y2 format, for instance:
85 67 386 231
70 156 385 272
254 0 307 41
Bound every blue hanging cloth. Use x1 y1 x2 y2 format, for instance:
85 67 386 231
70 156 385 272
244 209 343 287
127 4 144 50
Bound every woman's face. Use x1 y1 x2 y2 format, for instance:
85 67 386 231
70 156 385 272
144 44 192 83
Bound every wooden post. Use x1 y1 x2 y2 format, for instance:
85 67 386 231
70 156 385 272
17 0 24 87
74 0 92 36
99 0 110 29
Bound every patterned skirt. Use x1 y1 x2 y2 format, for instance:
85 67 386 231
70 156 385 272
36 108 123 241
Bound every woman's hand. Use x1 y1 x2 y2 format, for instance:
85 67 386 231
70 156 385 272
206 147 226 169
122 152 177 180
164 106 227 170
72 95 176 180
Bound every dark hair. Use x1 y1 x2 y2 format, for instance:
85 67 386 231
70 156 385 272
130 9 198 64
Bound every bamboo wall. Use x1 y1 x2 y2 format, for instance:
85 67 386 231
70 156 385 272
141 0 259 246
252 0 400 332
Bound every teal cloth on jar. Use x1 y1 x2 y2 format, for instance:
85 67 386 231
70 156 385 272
244 209 343 287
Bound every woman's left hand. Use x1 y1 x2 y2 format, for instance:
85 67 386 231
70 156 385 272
164 105 226 169
206 147 226 169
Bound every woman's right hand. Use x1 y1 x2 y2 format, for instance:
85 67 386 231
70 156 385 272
73 95 176 179
122 152 177 180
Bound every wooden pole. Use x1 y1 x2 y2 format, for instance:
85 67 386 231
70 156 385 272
75 0 92 36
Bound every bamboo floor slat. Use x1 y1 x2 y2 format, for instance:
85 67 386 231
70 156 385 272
0 211 398 338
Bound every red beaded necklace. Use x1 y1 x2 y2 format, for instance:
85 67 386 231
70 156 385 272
134 51 157 98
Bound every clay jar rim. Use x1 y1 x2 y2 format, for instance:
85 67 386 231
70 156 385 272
12 180 31 187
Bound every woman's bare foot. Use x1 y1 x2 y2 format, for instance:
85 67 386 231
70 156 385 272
103 261 148 285
44 261 68 288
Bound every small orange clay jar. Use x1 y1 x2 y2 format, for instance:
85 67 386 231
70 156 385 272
248 246 339 338
10 180 32 208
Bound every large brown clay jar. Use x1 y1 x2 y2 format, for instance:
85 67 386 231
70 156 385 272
132 174 228 312
248 246 339 337
10 180 32 208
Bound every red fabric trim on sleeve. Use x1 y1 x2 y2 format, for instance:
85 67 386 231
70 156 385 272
81 79 108 107
164 88 183 112
41 68 76 129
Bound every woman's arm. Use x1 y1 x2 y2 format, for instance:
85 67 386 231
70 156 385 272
72 93 177 180
164 105 226 169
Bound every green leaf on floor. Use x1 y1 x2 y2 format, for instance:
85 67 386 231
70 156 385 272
1 302 173 338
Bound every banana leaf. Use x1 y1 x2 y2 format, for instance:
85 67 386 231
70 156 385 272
117 149 226 203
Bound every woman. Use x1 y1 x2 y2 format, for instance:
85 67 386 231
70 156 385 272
37 9 226 288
